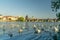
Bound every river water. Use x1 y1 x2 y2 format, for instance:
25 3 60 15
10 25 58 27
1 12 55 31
0 22 60 40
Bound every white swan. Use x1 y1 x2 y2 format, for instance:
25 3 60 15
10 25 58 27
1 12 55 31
37 29 41 33
33 24 37 28
54 27 59 32
34 28 41 34
18 29 23 33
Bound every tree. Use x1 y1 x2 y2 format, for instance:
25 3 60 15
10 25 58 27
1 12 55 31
51 0 60 20
51 0 60 12
17 17 25 22
56 13 60 20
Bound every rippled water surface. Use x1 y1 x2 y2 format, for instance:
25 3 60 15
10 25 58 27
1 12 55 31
0 22 60 40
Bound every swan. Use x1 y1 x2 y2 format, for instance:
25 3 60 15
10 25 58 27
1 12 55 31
34 28 41 34
54 27 59 32
18 29 23 33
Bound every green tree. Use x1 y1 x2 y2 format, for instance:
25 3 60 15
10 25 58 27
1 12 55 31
56 13 60 20
51 0 60 20
51 0 60 12
17 17 25 22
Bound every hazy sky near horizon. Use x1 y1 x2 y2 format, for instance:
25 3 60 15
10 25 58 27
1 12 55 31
0 0 56 18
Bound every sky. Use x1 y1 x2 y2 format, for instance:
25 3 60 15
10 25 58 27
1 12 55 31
0 0 56 19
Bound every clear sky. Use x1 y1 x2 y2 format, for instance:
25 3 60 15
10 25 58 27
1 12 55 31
0 0 56 18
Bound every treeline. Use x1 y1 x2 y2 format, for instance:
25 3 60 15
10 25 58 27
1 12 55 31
16 17 25 22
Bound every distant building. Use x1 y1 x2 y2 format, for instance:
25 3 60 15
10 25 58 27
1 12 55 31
0 15 58 22
0 16 18 21
25 15 28 21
